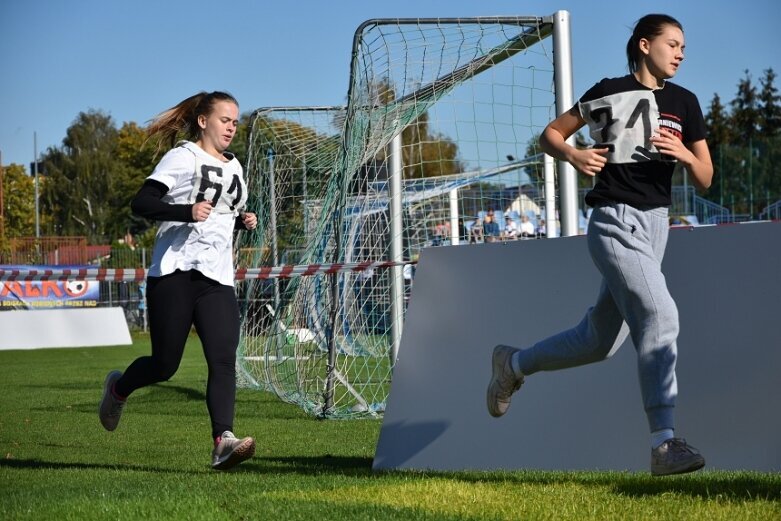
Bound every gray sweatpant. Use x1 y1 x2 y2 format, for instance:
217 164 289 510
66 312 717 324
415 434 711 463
515 203 677 432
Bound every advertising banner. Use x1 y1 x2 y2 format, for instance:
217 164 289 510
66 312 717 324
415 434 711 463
0 265 99 310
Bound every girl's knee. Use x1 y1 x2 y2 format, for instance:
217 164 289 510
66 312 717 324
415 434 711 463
150 360 180 382
587 343 615 363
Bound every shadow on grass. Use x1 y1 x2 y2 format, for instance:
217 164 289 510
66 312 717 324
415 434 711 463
0 457 199 475
251 455 375 477
154 383 206 401
2 454 376 479
32 383 207 416
23 382 104 392
4 455 778 503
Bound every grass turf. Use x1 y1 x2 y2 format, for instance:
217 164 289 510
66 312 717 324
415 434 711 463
1 334 779 520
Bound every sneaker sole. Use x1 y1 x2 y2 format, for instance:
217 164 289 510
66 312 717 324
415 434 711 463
487 345 518 418
212 438 256 471
651 456 705 476
99 371 123 432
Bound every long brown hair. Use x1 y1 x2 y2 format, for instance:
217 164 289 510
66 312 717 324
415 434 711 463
146 91 238 153
626 14 683 73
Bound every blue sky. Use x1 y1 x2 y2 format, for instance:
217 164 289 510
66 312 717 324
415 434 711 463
1 0 779 170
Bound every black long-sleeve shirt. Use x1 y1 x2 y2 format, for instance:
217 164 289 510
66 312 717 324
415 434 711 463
131 180 249 230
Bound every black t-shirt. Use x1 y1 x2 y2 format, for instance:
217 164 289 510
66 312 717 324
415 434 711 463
577 74 706 207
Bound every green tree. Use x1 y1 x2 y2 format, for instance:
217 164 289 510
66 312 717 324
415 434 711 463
361 78 464 181
39 111 115 240
1 164 37 241
401 112 463 179
704 93 733 207
722 69 781 216
757 68 781 136
39 110 141 242
753 69 781 214
116 121 158 237
730 70 759 141
117 121 156 171
241 113 336 261
753 135 781 214
229 112 252 167
705 93 732 146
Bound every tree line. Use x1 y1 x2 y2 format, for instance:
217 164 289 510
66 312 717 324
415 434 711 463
0 67 778 251
704 69 781 217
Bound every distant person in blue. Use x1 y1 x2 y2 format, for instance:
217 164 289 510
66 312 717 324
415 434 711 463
482 210 501 242
536 218 547 238
487 14 713 476
137 281 146 328
99 91 258 471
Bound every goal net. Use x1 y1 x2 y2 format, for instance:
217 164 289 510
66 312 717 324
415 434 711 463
236 16 559 418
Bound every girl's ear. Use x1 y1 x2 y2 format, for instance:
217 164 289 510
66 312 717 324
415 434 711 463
197 114 208 130
638 37 651 57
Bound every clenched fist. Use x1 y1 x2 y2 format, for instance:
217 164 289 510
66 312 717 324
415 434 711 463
192 200 214 222
240 212 258 230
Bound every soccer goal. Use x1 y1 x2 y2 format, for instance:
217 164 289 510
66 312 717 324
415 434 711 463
236 13 575 418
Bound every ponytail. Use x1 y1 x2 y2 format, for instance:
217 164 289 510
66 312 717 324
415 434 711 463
146 91 238 153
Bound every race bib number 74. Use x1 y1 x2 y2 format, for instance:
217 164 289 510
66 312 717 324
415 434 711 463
580 91 663 164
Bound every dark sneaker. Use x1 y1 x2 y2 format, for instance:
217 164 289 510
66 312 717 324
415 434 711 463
212 431 256 470
99 370 126 431
487 345 524 417
651 438 705 476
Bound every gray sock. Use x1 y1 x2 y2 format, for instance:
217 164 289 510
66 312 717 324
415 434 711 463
651 429 674 449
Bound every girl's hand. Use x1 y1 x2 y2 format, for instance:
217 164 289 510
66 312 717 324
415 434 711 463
192 200 213 222
241 212 258 230
650 128 693 162
568 146 610 176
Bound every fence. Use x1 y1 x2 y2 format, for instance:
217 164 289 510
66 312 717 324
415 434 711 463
760 200 781 220
3 236 91 265
1 185 767 333
0 246 282 333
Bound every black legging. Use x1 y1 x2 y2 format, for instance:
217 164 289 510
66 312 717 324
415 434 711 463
115 270 240 439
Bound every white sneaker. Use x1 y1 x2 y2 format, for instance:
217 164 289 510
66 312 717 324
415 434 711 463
486 345 524 417
99 370 126 431
211 431 256 470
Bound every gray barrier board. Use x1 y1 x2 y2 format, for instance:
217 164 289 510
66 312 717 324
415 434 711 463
374 221 781 472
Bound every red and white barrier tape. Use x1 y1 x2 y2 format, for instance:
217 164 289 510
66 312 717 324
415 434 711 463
0 260 415 282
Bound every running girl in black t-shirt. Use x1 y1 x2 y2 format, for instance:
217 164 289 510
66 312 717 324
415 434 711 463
487 14 713 476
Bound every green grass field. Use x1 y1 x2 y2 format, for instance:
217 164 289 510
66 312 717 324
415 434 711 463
1 334 779 520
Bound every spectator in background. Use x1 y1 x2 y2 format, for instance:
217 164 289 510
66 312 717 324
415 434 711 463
432 222 444 246
504 215 519 239
470 217 484 243
432 220 450 246
137 281 147 329
519 214 535 238
537 218 547 238
124 232 136 251
483 210 501 242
